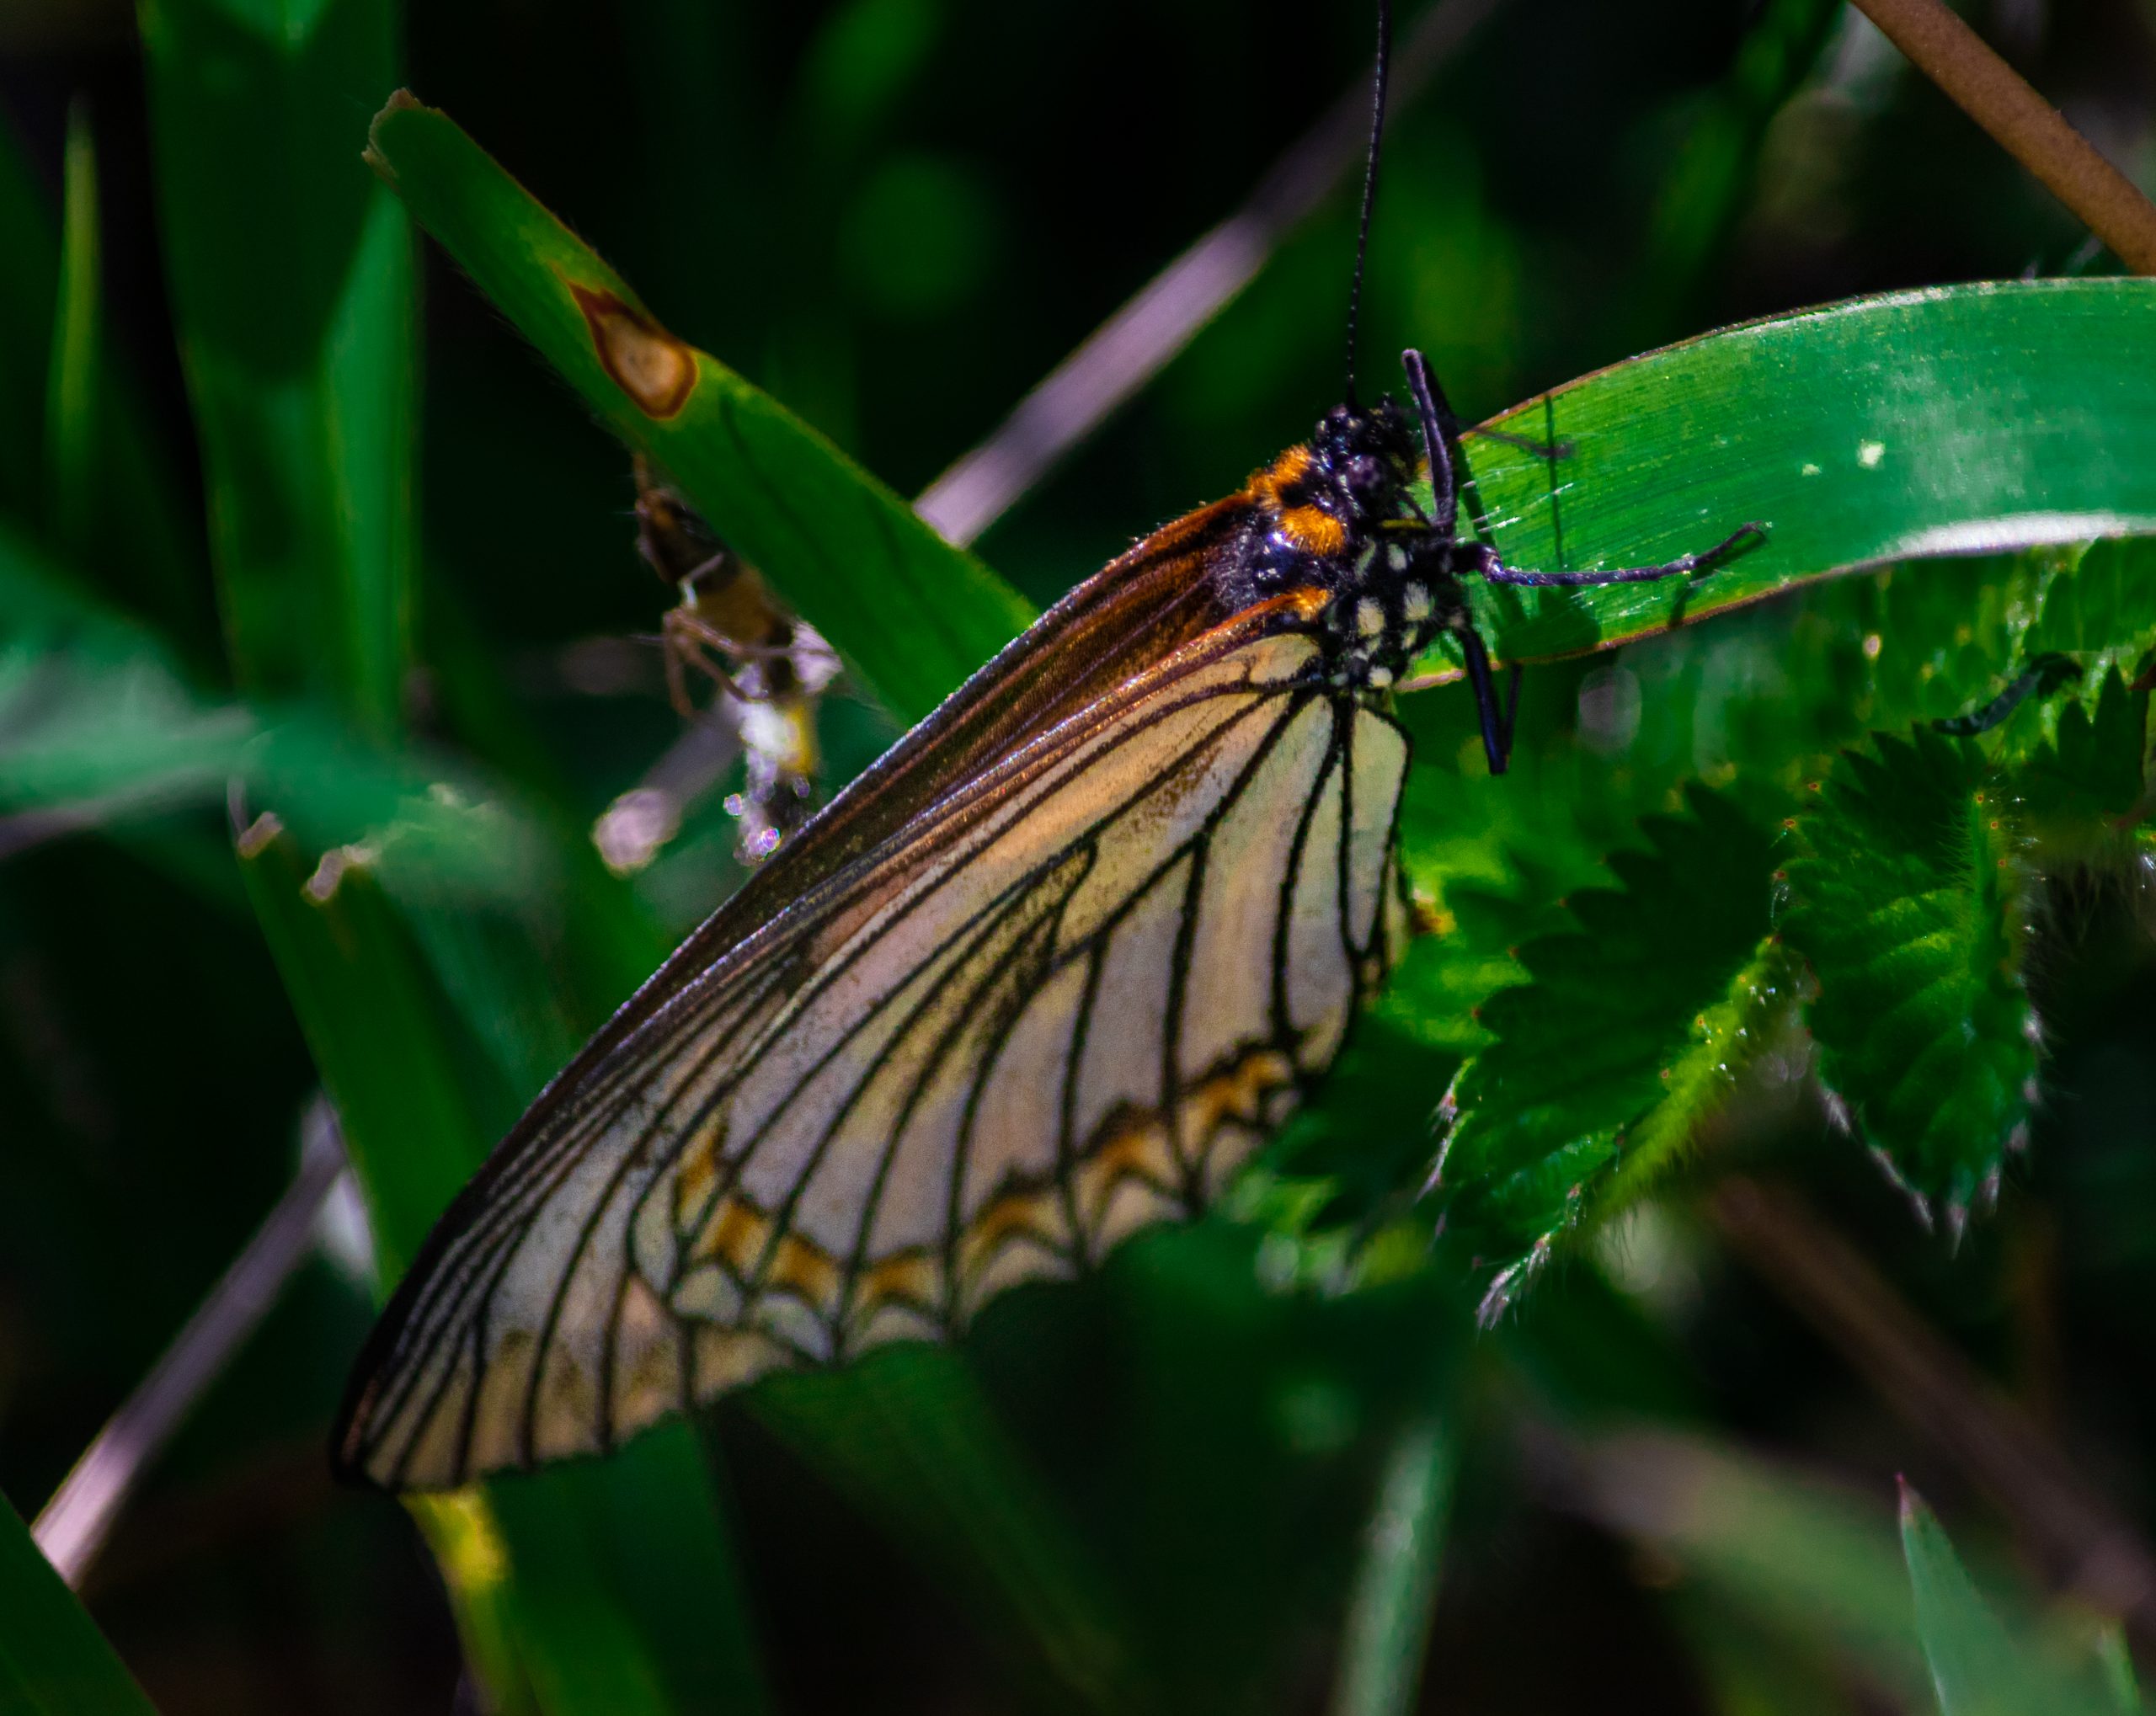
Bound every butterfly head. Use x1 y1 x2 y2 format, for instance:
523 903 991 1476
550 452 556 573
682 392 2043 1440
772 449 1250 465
1246 397 1419 566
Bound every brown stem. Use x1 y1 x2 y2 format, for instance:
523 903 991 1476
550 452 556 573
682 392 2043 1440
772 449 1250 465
1849 0 2156 274
1710 1178 2156 1655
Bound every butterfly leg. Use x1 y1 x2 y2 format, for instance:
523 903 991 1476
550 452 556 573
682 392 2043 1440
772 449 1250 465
1451 618 1524 775
1470 522 1766 588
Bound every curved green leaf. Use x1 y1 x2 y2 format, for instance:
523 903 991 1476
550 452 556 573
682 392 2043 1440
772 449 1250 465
363 93 1033 727
1780 727 2037 1222
1428 279 2156 672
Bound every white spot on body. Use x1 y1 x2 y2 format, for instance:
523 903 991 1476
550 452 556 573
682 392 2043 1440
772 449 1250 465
1365 665 1394 689
1402 583 1432 622
1356 598 1385 639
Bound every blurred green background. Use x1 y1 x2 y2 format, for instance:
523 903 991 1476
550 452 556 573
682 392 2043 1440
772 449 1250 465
3 0 2155 1710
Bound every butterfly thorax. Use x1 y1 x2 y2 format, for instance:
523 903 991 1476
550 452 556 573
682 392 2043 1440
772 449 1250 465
1220 397 1469 693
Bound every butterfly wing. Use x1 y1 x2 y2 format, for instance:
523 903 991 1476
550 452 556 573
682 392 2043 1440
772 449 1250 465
334 589 1412 1490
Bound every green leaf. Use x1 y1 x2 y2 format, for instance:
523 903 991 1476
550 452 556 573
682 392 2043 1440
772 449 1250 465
1326 1410 1455 1716
1900 1480 2024 1716
2023 536 2156 674
362 93 1033 727
140 0 417 737
0 104 205 654
1780 727 2036 1221
2013 666 2153 866
0 1491 160 1715
1433 786 1786 1314
1899 1480 2118 1716
42 100 99 567
1412 280 2156 675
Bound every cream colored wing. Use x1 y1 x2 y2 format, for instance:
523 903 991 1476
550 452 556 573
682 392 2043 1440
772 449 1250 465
335 618 1410 1489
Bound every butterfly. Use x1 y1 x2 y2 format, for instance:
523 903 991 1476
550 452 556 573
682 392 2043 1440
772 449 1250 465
333 12 1762 1491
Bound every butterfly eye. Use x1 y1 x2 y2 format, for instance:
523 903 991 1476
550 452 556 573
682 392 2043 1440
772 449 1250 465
1341 453 1390 506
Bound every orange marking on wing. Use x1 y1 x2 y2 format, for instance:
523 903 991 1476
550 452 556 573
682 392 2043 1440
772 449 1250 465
691 1195 770 1275
570 285 697 418
854 1251 940 1314
672 1122 726 1228
764 1231 843 1311
1072 1116 1178 1227
959 1190 1064 1274
1181 1047 1295 1139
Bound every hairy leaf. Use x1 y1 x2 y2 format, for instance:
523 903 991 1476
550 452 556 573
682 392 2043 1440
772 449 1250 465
1781 727 2037 1222
1432 785 1784 1315
2013 667 2153 866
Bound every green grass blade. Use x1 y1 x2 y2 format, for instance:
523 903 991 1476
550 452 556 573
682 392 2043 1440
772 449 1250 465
1424 280 2156 673
1576 1431 1931 1703
42 99 98 567
362 93 1034 726
0 1491 160 1715
235 823 482 1275
1898 1480 2118 1716
139 0 415 736
0 104 205 655
1326 1410 1455 1716
1900 1479 2022 1716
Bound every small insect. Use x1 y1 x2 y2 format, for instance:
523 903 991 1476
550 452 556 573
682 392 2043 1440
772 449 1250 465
635 455 839 862
334 4 1762 1490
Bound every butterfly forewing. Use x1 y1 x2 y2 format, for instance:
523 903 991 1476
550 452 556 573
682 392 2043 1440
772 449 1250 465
336 599 1412 1490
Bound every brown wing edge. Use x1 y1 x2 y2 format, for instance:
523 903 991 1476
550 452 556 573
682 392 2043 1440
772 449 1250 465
329 499 1252 1484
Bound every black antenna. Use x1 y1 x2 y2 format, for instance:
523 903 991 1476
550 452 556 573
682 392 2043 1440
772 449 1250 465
1342 0 1391 408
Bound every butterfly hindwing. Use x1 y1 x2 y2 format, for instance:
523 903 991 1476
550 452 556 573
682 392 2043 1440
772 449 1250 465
335 604 1410 1489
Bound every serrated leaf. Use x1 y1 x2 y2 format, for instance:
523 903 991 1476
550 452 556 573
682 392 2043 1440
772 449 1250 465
2013 667 2153 866
2023 536 2156 674
1780 727 2036 1219
1432 785 1782 1314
